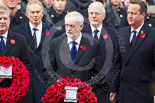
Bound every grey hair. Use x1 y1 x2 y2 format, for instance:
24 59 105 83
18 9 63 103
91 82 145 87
26 0 44 12
0 3 10 16
88 1 106 15
65 11 84 25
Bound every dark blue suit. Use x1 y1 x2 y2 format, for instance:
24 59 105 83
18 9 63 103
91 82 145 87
82 24 121 103
12 23 59 103
114 23 155 103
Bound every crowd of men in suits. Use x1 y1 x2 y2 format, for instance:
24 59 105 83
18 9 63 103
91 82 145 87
0 0 155 103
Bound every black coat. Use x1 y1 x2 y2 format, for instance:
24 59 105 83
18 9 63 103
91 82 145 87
12 22 59 103
113 23 155 103
0 30 31 87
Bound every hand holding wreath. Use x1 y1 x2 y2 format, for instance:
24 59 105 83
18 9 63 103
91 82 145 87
0 56 29 103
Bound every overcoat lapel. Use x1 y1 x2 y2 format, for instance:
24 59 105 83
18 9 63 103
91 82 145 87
3 31 14 55
125 24 149 65
74 36 89 63
24 23 33 45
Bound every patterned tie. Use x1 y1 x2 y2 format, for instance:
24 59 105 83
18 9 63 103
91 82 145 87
71 41 77 63
32 28 38 49
94 29 99 40
0 36 5 54
131 30 137 47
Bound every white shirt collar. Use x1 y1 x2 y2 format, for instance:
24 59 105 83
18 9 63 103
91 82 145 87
67 32 82 45
1 31 8 39
90 24 102 34
131 23 144 34
29 22 42 33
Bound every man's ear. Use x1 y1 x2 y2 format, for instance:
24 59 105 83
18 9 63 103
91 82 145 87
25 12 28 17
141 12 146 18
103 13 106 21
80 24 84 30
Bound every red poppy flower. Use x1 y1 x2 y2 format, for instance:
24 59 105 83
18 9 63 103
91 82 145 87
81 45 87 51
74 78 81 86
10 39 15 44
45 30 49 36
103 34 108 39
140 33 145 38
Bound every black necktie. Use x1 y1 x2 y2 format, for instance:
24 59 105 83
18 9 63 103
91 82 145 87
70 41 77 63
0 36 5 54
32 28 38 49
131 30 137 47
94 29 99 40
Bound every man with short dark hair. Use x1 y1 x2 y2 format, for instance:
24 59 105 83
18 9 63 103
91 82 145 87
44 0 67 34
110 0 155 103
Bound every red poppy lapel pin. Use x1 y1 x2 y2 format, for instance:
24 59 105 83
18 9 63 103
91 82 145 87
80 45 87 51
103 34 108 39
10 39 15 44
140 30 145 38
45 29 49 36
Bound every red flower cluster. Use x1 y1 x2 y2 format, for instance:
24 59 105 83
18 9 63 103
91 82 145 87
0 56 29 103
42 78 98 103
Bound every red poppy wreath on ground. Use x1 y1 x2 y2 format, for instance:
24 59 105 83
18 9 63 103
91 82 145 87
42 78 98 103
0 56 29 103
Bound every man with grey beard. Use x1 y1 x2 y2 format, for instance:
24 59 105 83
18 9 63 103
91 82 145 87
43 11 104 91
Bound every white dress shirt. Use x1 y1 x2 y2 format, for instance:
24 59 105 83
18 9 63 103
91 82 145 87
130 23 144 42
0 31 8 45
90 24 102 39
67 32 82 51
29 22 42 47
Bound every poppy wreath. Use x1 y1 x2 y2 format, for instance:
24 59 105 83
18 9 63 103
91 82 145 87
42 78 98 103
0 56 29 103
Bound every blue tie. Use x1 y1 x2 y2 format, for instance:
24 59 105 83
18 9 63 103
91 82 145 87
0 36 5 54
131 30 137 47
71 41 77 63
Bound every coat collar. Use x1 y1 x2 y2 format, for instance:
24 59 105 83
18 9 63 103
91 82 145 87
124 22 149 65
60 34 89 64
2 30 15 56
24 23 49 51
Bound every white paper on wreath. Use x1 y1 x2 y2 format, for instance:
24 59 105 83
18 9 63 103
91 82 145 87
0 66 12 79
64 87 78 102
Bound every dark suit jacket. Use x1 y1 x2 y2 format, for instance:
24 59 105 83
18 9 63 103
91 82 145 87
0 30 31 87
43 34 103 89
12 22 59 74
12 22 59 103
114 23 155 103
82 24 122 83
